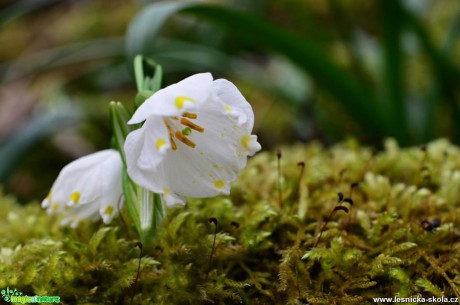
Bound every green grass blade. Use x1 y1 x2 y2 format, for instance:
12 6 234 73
0 103 80 183
122 169 141 236
402 7 460 141
442 9 460 57
0 38 124 82
143 37 309 106
0 0 55 29
380 0 407 143
126 3 387 140
109 101 133 166
134 55 145 92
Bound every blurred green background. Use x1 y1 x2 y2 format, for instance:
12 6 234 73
0 0 459 203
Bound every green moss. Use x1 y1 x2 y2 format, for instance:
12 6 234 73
2 138 460 304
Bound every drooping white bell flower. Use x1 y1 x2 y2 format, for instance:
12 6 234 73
42 149 123 228
124 73 261 206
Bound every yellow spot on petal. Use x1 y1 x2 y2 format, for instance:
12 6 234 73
214 180 225 189
224 105 232 111
103 205 114 216
163 187 170 195
156 138 166 150
46 190 52 200
51 202 60 212
70 192 81 204
241 135 252 151
175 96 194 109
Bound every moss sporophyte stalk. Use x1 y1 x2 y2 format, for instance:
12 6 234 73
2 138 460 304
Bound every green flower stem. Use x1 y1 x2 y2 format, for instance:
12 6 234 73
109 101 133 167
118 56 166 245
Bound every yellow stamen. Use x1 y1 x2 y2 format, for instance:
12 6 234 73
70 192 81 204
164 119 177 151
175 131 196 148
214 180 225 189
163 119 173 134
180 118 204 132
182 112 197 119
175 96 194 109
170 136 177 150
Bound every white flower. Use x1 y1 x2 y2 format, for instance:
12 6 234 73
124 73 261 206
42 149 123 228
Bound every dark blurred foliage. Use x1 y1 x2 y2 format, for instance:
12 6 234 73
0 0 137 202
0 0 459 202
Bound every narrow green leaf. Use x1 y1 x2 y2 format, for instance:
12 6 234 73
150 64 163 92
126 3 387 139
126 2 193 58
149 38 308 106
380 0 407 143
443 9 460 58
402 6 460 142
1 38 124 82
122 169 141 236
134 55 144 92
0 102 79 183
109 101 133 166
150 193 165 238
0 0 56 29
143 76 152 92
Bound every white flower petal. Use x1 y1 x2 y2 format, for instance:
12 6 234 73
212 79 254 128
62 200 101 228
99 154 124 224
190 97 261 170
99 197 120 224
128 73 213 124
48 151 110 208
241 134 262 156
162 188 185 207
124 121 170 193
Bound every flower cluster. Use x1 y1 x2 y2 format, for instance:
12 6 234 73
42 73 261 226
